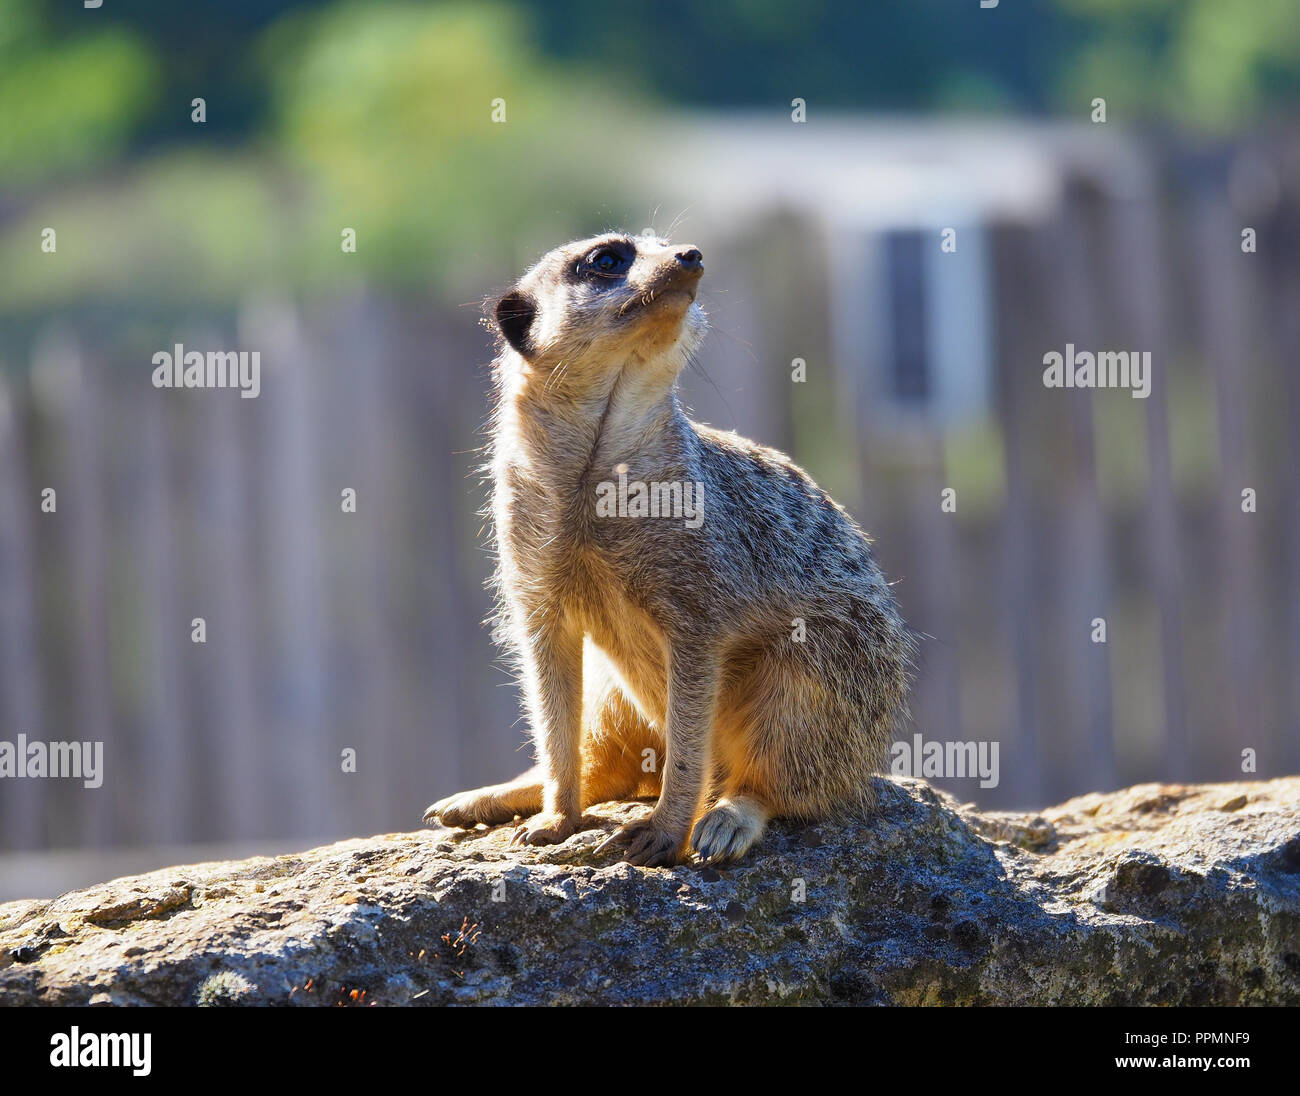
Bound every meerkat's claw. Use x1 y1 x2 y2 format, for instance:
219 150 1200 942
511 811 577 847
593 828 625 855
601 818 684 868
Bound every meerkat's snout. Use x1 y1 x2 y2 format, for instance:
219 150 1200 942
672 246 703 282
675 247 703 271
646 245 704 300
665 247 703 300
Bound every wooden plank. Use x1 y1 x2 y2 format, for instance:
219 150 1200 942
131 376 190 842
239 302 332 840
1263 215 1300 773
196 332 263 838
0 373 45 849
1044 189 1116 792
989 226 1043 806
320 291 400 834
1107 191 1189 780
34 332 117 845
400 306 474 799
1191 187 1263 772
906 431 964 790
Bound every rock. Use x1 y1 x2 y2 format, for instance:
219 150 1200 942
1 777 1297 1006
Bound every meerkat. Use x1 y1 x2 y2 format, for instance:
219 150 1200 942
423 232 914 867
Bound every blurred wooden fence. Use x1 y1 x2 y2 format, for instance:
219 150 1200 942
0 297 521 851
1 157 1298 854
876 168 1300 808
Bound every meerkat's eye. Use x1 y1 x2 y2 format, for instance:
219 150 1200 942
585 246 631 278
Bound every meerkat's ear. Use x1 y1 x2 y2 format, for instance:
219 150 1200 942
494 289 537 359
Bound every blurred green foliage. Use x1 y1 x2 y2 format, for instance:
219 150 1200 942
0 0 159 185
1 2 640 307
259 1 641 292
1058 0 1300 129
1 0 1297 311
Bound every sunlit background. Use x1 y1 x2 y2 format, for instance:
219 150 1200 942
2 0 1299 900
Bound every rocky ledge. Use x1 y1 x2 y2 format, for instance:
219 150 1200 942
1 776 1297 1005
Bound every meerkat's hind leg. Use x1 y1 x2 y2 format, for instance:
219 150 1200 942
423 767 545 828
689 794 771 863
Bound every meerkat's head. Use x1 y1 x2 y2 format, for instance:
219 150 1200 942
489 233 707 392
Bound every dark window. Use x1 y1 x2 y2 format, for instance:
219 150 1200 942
885 231 929 404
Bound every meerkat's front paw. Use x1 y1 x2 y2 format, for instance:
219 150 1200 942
424 788 516 828
510 810 578 847
424 774 545 829
690 798 768 862
423 790 493 826
597 817 686 868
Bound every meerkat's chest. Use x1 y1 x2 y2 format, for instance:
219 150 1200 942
493 418 699 631
495 460 628 603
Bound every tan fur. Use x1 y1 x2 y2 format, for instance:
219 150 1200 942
424 233 914 865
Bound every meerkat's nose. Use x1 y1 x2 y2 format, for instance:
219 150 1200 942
675 248 703 272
